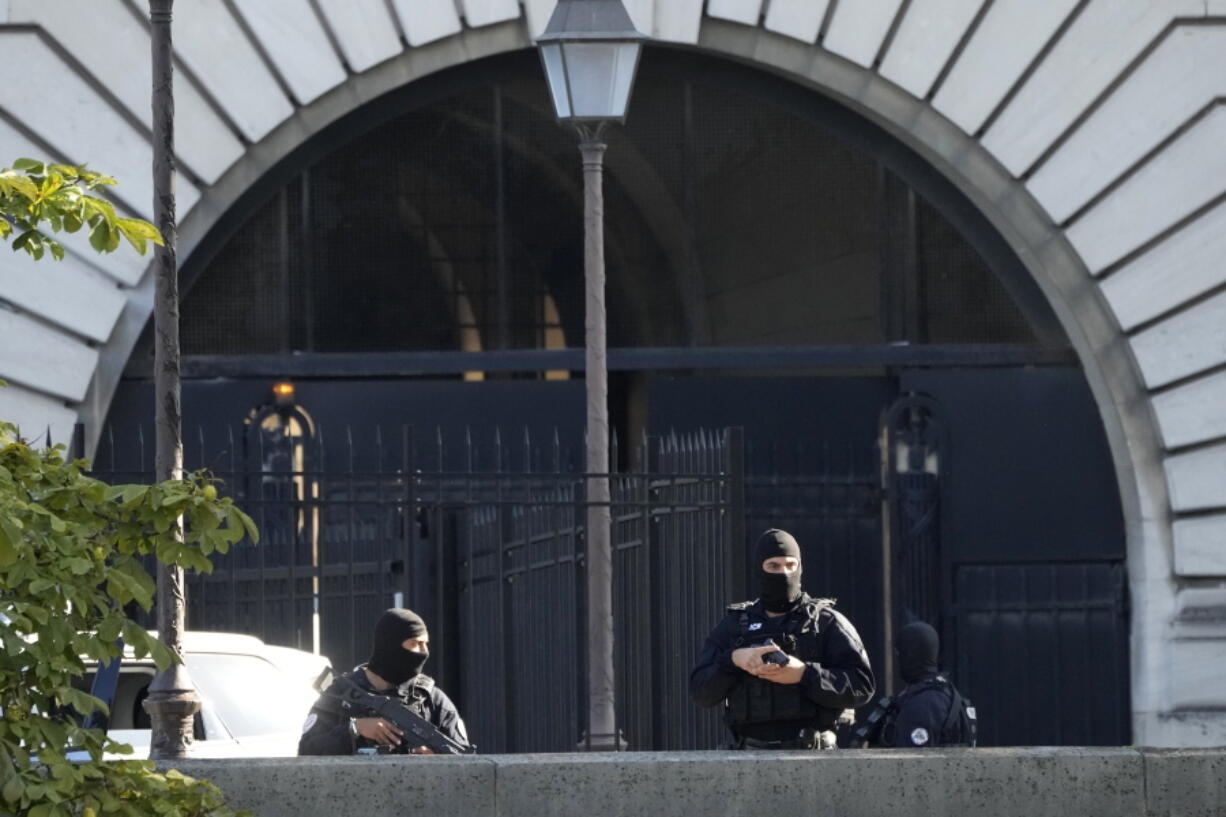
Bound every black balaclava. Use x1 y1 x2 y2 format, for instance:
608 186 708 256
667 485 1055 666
756 528 803 613
895 621 940 683
367 608 429 686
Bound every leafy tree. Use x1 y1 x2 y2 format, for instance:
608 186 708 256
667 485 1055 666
0 159 163 260
0 159 252 816
0 418 257 817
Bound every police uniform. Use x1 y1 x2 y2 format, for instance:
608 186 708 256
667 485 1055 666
851 674 976 748
849 620 976 748
298 666 469 755
690 590 875 748
298 608 470 756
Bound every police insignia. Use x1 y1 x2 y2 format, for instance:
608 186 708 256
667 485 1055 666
910 727 929 745
301 713 318 734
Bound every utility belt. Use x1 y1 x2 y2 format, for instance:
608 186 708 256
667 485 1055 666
732 728 837 751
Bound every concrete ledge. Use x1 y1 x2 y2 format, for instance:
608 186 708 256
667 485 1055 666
494 749 1144 817
1144 749 1226 817
156 747 1226 817
165 756 497 817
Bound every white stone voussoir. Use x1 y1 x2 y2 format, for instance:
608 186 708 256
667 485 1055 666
1101 198 1226 332
312 0 403 73
878 0 982 100
1165 442 1226 512
1028 24 1226 225
1173 515 1226 577
1130 289 1226 390
1065 103 1226 275
173 0 295 143
822 0 904 68
0 310 98 403
230 0 347 106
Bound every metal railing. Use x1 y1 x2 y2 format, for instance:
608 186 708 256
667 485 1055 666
88 422 745 752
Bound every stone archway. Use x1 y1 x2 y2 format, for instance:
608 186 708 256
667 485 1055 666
2 1 1223 745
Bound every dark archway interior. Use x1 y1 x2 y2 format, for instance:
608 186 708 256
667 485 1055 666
158 49 1064 359
106 48 1128 749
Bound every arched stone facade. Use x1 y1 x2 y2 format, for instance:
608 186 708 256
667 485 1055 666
1 0 1223 745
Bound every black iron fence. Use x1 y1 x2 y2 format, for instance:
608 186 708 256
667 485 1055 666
88 422 744 752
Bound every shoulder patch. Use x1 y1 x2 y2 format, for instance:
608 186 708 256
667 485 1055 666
301 713 318 734
726 600 754 612
910 727 930 746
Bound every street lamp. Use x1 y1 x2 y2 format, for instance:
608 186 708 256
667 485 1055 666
537 0 645 752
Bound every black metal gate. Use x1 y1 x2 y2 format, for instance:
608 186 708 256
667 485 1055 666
88 422 744 752
416 428 745 752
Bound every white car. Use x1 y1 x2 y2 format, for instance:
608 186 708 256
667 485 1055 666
84 631 330 758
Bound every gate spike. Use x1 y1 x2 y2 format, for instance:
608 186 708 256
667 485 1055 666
45 425 53 450
523 426 531 474
464 426 473 473
316 424 327 473
227 425 236 478
437 425 446 472
137 425 146 473
610 427 619 474
552 427 561 474
345 425 355 473
107 424 116 471
375 425 384 474
257 418 268 472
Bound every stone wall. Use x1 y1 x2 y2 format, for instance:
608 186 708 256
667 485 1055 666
165 748 1226 817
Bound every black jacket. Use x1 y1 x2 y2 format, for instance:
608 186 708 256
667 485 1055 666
689 594 875 739
297 667 469 755
883 674 973 747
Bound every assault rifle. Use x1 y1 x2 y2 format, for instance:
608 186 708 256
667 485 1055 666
323 671 475 756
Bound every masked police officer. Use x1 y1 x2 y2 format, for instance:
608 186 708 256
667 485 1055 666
298 608 470 755
690 529 875 749
850 620 976 748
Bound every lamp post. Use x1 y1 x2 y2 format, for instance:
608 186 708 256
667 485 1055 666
144 0 200 759
537 0 644 751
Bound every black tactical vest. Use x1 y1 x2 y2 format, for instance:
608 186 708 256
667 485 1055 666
724 597 834 730
851 675 977 748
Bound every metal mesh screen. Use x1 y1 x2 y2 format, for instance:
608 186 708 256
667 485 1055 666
178 51 1060 359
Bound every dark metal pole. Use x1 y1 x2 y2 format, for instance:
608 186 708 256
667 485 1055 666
578 123 617 751
144 0 200 760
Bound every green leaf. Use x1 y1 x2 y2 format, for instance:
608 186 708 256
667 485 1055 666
115 218 163 246
0 519 19 567
81 196 118 224
0 172 39 201
88 219 110 254
29 579 55 594
11 230 34 253
3 774 23 803
118 485 147 509
235 507 260 544
65 557 93 575
12 158 44 172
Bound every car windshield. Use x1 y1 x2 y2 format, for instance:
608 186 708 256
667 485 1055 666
184 653 311 739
